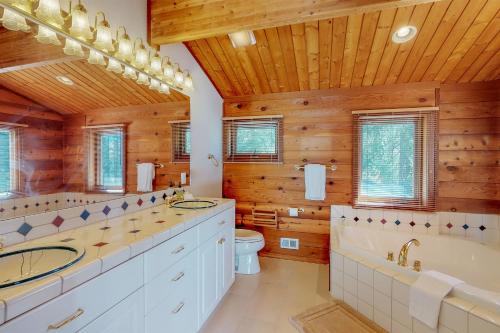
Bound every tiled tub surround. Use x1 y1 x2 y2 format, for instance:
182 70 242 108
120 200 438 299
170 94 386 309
0 197 234 327
330 208 500 333
0 188 187 247
0 192 129 220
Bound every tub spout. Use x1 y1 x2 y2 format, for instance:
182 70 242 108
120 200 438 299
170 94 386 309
398 239 420 267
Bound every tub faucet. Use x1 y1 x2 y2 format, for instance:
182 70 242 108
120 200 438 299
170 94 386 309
398 239 420 267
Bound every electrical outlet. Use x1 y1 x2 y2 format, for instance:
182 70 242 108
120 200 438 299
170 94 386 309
280 237 299 250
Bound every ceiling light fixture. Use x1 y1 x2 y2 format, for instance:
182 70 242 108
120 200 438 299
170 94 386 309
0 0 194 95
228 30 256 48
55 75 74 85
392 25 417 44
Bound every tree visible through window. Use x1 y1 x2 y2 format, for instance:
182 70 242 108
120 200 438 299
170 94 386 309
171 121 190 162
0 130 12 194
100 133 123 187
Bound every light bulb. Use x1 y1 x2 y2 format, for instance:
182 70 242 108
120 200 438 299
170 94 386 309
149 78 161 91
174 64 184 86
228 30 256 48
106 58 123 74
63 38 84 57
69 3 93 41
159 83 170 95
392 26 417 44
35 25 60 45
136 73 149 85
115 29 133 61
183 72 193 90
133 40 148 69
1 8 30 32
94 16 114 52
87 50 106 66
123 66 137 80
35 0 64 28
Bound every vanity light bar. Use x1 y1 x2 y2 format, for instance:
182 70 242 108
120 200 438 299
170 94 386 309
0 2 184 94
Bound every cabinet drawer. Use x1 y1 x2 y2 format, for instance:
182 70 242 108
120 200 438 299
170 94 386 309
145 249 196 314
144 226 197 282
145 284 197 333
0 255 143 333
198 207 235 244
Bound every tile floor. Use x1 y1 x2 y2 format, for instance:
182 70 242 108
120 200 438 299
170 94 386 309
201 257 331 333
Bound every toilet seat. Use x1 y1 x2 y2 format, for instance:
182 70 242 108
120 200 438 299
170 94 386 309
235 229 264 243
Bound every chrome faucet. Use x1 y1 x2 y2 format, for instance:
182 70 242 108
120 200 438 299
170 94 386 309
398 239 420 267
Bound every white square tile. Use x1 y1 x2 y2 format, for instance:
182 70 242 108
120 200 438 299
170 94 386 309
25 211 58 227
343 274 357 296
59 217 85 232
465 213 483 228
374 309 391 331
484 214 499 229
331 283 343 301
331 268 343 287
374 270 392 296
343 257 357 278
469 313 500 333
1 231 25 246
0 217 25 234
413 319 438 333
357 281 373 306
392 319 412 333
25 224 58 241
439 302 468 333
331 252 344 271
393 279 410 306
343 291 357 310
374 290 391 315
437 325 456 333
331 205 342 218
60 259 102 293
392 299 412 329
0 300 4 325
358 263 374 286
357 299 373 320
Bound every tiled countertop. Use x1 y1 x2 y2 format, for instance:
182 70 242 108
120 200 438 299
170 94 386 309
0 197 235 324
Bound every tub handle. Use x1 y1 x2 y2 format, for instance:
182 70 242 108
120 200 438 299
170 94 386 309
413 260 422 272
386 251 394 262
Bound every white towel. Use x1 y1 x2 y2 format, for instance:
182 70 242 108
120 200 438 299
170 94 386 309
304 164 326 200
409 270 464 329
137 163 155 192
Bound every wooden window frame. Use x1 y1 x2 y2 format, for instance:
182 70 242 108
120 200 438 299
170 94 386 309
223 116 283 164
352 108 438 211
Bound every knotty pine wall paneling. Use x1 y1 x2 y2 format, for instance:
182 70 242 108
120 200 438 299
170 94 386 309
63 101 191 193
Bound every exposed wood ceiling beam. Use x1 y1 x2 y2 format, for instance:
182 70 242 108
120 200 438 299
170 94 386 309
150 0 443 44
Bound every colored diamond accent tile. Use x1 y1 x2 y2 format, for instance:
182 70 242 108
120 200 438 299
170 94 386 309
60 238 75 243
155 220 166 224
409 221 416 227
137 198 143 206
12 206 17 211
121 201 129 210
367 217 373 223
129 229 141 234
17 223 33 236
129 218 139 222
176 213 184 216
354 217 359 222
80 209 90 221
380 218 387 224
93 242 108 247
479 225 486 231
425 222 431 228
395 220 401 226
150 196 156 203
341 215 346 219
52 215 64 227
446 222 453 229
0 208 4 213
162 193 167 200
462 224 469 230
100 226 111 230
151 211 160 215
102 205 111 215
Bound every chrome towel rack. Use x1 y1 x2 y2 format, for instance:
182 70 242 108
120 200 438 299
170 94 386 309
294 164 337 171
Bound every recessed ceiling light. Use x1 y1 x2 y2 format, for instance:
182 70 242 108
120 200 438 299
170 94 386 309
55 75 74 86
228 30 256 48
392 26 417 43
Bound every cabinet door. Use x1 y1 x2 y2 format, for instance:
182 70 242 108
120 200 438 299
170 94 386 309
218 226 235 297
78 288 144 333
198 235 219 324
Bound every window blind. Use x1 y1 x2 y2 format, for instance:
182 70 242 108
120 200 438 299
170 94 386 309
352 108 438 211
223 116 283 163
84 125 126 193
0 125 21 196
170 121 191 162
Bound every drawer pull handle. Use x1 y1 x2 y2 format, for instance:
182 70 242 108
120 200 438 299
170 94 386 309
218 220 226 226
171 245 185 254
171 302 185 314
171 271 185 282
48 308 84 330
218 237 226 245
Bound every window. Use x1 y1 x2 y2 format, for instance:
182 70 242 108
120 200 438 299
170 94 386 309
170 121 190 162
353 108 437 211
0 126 19 196
223 116 283 163
85 125 125 193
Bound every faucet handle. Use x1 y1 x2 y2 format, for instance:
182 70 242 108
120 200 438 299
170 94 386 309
387 251 394 261
413 260 422 272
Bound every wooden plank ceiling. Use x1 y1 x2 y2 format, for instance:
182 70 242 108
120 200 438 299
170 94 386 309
184 0 500 97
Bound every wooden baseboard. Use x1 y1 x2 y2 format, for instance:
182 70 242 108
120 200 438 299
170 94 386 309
259 251 330 265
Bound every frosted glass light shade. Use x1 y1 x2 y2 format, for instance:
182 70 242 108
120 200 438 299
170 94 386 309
115 36 133 61
69 4 93 40
149 55 162 76
106 58 123 74
183 72 193 90
163 60 174 82
35 26 60 45
159 83 170 95
63 38 84 57
149 78 160 91
35 0 64 27
133 47 148 69
136 73 149 85
94 23 114 52
174 65 184 86
1 8 30 32
123 66 137 80
87 50 106 66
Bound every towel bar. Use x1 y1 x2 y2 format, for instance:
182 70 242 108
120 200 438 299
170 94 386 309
294 164 337 171
136 162 164 168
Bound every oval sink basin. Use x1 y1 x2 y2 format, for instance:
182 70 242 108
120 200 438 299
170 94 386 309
170 200 217 209
0 245 85 289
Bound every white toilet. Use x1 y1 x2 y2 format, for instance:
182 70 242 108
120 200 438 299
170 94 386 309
235 229 265 274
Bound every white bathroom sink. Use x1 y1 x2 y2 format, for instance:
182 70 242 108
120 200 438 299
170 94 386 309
170 200 217 209
0 245 85 288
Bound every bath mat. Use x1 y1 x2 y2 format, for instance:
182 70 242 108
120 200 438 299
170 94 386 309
289 301 386 333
